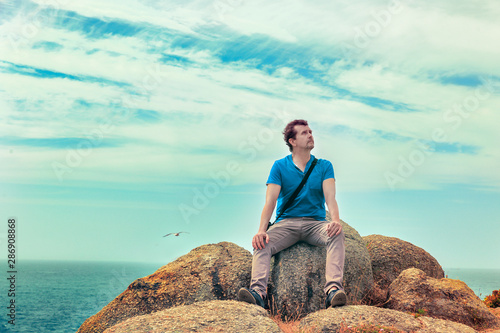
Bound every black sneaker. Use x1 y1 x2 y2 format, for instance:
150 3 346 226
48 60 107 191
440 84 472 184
325 288 346 308
237 288 266 308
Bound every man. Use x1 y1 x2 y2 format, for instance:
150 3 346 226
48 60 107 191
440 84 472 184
237 119 346 309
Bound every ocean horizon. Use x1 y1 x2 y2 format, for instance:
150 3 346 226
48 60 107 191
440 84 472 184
444 267 500 299
1 260 498 333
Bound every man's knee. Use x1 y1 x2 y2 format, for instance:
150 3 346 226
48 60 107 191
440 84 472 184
327 229 345 243
253 244 273 257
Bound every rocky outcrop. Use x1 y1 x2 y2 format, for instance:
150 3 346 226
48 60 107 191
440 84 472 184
78 225 498 333
339 219 374 303
79 218 374 331
268 241 327 319
299 305 478 333
386 268 500 331
77 242 252 333
268 218 373 320
364 234 444 305
103 300 281 333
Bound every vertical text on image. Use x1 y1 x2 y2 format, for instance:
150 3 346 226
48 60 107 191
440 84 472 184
6 217 17 326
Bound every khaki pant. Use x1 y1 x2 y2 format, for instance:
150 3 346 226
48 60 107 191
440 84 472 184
250 217 345 298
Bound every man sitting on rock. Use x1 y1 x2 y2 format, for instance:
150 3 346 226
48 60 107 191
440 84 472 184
237 119 346 309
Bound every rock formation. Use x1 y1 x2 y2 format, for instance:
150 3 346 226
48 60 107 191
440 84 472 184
363 234 444 305
268 219 373 320
268 241 327 319
386 268 500 330
77 221 500 333
103 300 281 333
299 305 478 332
78 242 251 333
338 219 374 302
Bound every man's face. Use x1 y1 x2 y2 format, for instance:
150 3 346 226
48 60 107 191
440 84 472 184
290 125 314 151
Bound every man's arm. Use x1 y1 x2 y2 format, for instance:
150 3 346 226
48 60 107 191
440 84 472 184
252 183 281 250
323 178 342 237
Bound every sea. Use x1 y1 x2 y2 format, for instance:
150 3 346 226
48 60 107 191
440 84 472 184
1 261 499 333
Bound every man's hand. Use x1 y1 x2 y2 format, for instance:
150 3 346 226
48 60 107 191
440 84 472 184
326 220 342 237
252 231 269 250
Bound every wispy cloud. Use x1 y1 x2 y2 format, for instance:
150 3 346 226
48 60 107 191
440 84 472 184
1 0 499 193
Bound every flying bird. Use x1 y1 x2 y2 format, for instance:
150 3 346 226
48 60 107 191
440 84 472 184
163 231 189 237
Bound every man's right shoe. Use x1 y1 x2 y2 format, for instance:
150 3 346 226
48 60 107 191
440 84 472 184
325 288 347 308
237 288 266 308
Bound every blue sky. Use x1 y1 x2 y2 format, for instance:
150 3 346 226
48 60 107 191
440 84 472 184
1 0 499 269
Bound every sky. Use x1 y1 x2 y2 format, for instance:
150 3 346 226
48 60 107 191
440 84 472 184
0 0 499 270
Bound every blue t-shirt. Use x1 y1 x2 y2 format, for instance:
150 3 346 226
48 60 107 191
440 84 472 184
266 154 335 222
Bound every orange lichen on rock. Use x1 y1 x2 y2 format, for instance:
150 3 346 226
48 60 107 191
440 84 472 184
77 242 252 333
387 268 500 331
363 234 444 306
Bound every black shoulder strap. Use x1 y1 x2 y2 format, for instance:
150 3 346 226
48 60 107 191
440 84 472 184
269 157 318 228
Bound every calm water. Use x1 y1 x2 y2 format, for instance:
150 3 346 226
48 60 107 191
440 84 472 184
444 267 500 299
0 260 161 333
0 261 498 332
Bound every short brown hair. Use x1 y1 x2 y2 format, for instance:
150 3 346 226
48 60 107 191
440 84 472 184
283 119 308 152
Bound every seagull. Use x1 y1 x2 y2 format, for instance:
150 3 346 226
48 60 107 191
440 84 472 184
163 231 189 237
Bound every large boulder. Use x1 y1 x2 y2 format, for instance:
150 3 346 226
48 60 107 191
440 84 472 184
268 218 373 319
386 268 500 331
268 241 327 319
103 300 281 333
340 219 374 302
77 242 252 333
299 305 478 332
363 234 444 305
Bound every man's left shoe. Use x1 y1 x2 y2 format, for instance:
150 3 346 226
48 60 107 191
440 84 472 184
237 288 267 309
325 288 347 308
